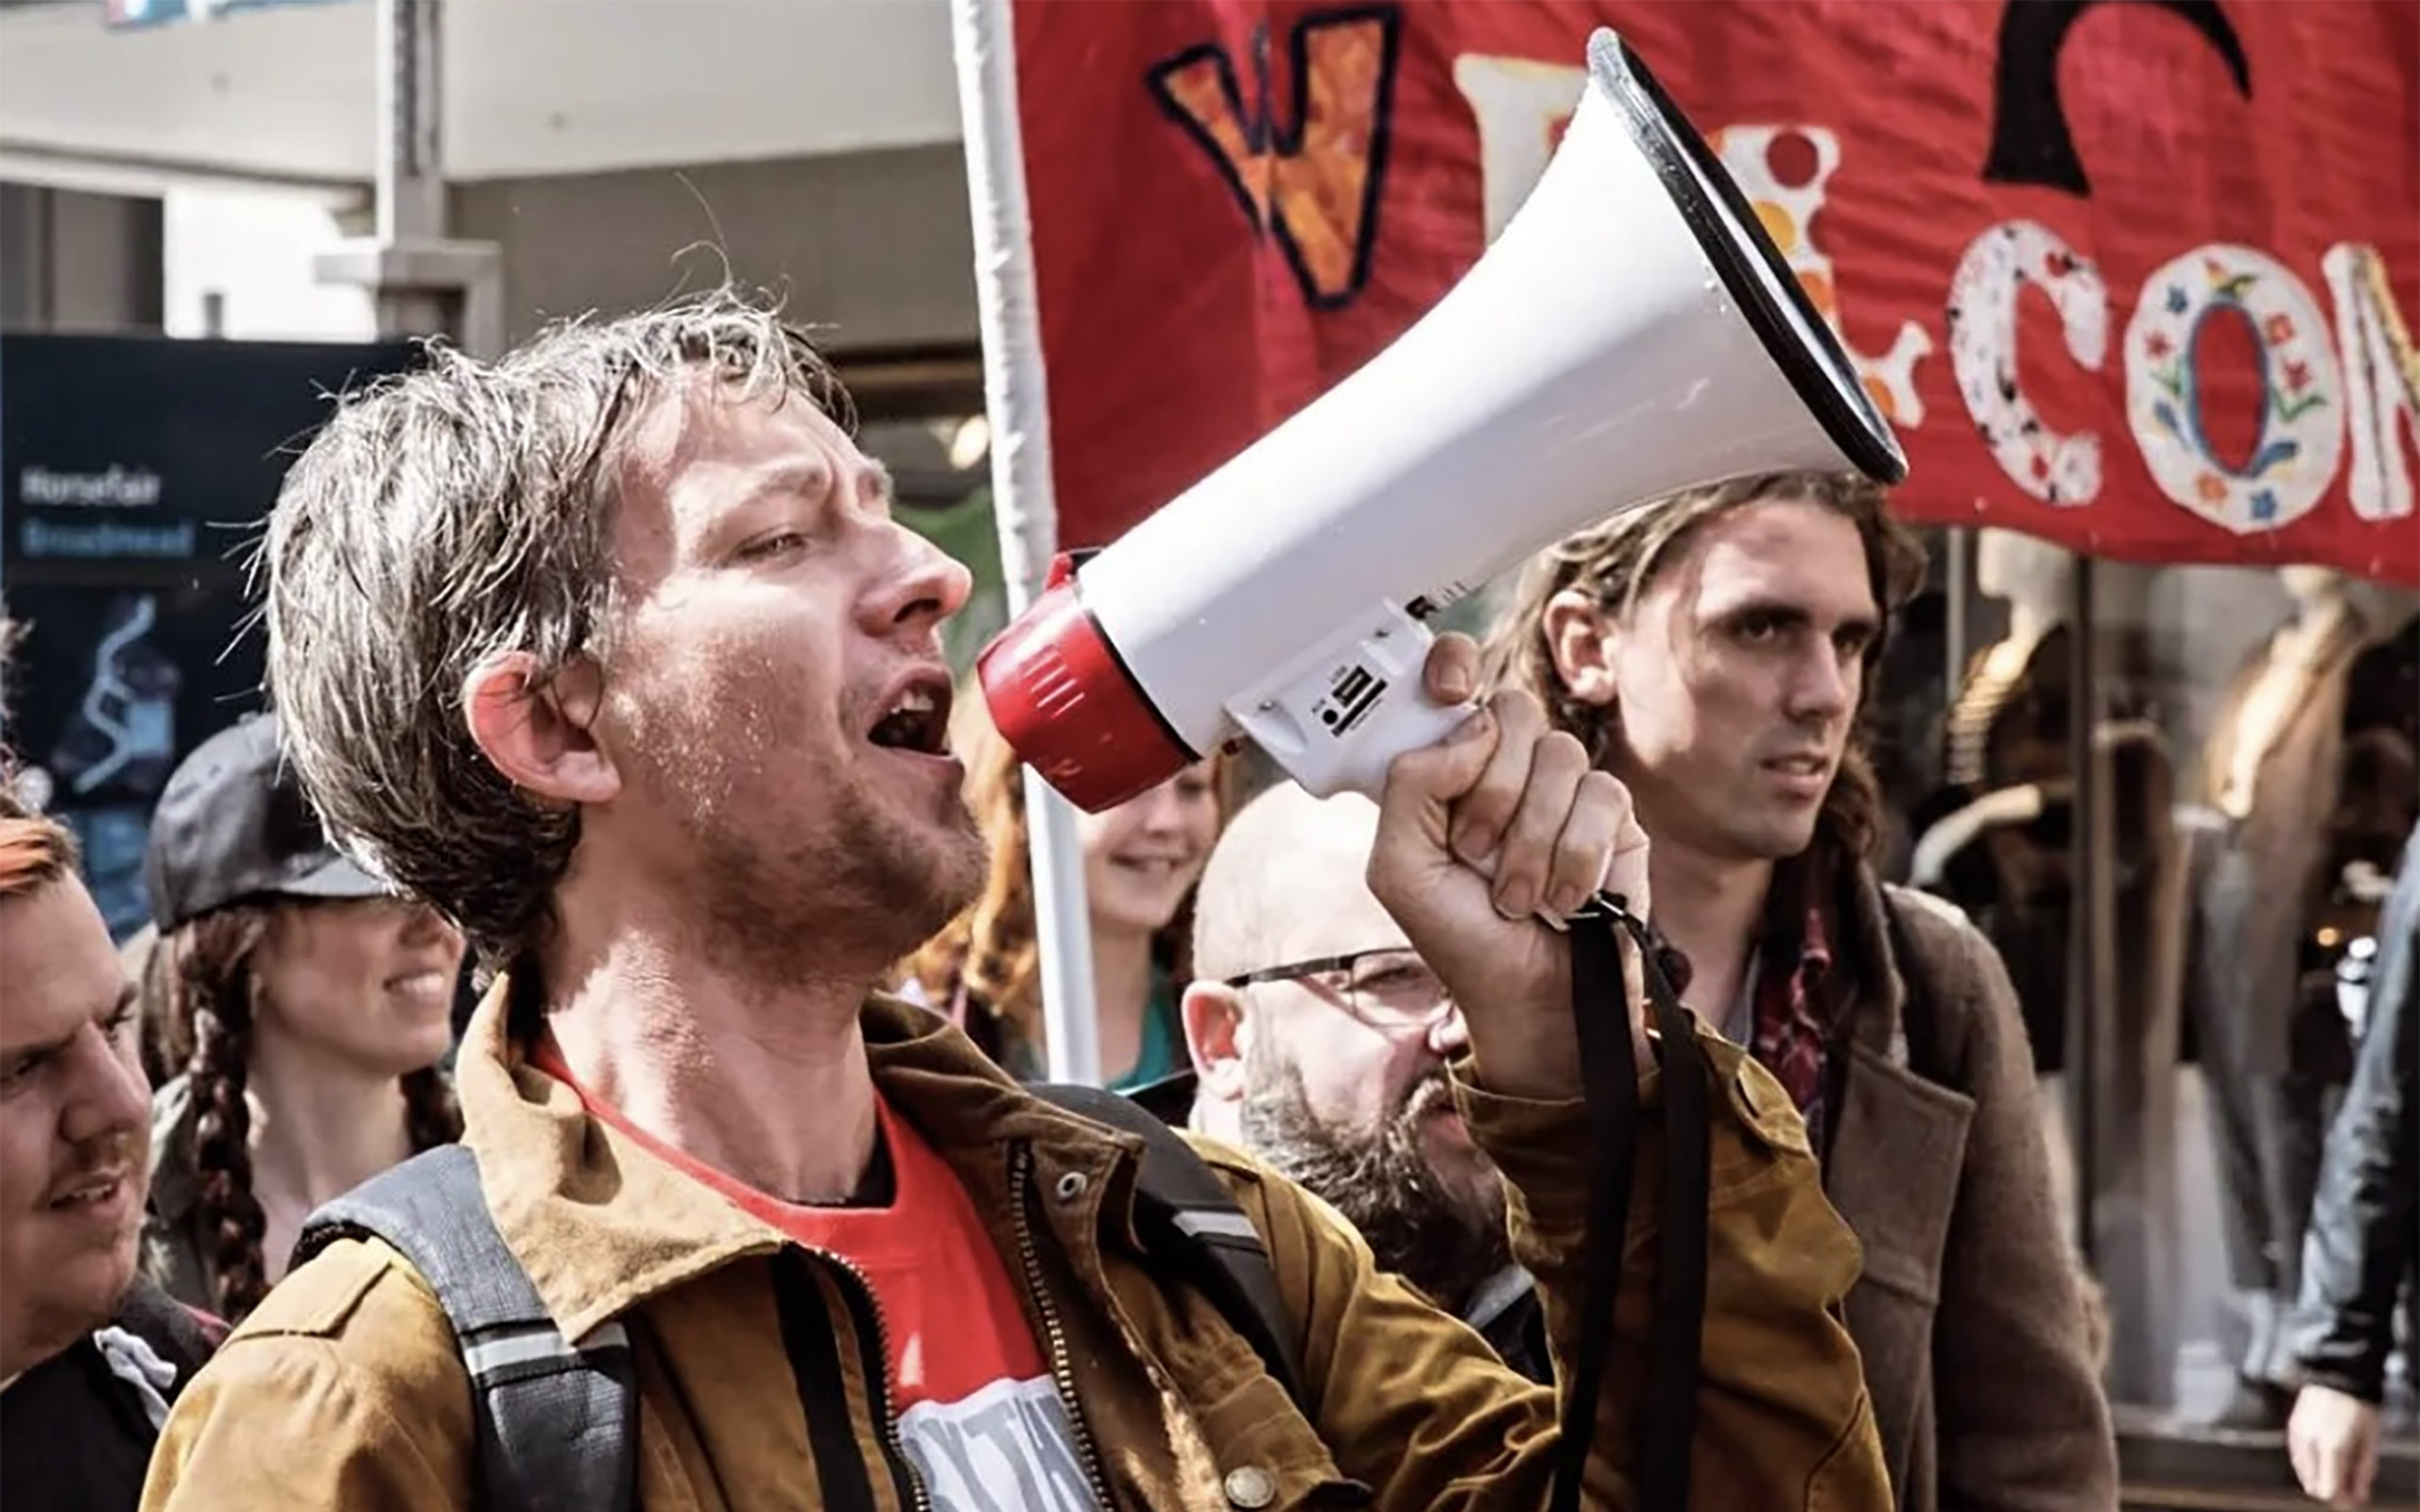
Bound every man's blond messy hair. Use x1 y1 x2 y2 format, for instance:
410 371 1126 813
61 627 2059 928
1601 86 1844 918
259 285 850 967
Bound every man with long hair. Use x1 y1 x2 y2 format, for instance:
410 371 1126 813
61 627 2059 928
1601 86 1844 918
1489 472 2116 1510
0 776 223 1508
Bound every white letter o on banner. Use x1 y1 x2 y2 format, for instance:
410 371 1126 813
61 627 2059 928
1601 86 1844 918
2125 244 2343 535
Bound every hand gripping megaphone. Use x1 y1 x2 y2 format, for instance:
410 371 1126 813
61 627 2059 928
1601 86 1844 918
979 28 1908 813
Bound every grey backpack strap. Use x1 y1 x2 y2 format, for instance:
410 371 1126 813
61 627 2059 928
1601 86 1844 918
293 1145 638 1512
1031 1082 1306 1410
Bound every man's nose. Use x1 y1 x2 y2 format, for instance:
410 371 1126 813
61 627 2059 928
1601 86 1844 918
1786 644 1855 722
60 1024 150 1149
867 529 976 637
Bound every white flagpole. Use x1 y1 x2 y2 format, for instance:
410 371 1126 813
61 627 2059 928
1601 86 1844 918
948 0 1103 1086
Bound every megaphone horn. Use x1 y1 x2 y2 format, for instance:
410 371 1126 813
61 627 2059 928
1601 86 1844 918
981 26 1908 813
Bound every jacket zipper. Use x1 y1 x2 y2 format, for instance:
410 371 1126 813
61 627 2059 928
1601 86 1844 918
1010 1143 1119 1512
818 1250 935 1512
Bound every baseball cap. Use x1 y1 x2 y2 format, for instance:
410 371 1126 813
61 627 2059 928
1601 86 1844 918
143 713 389 931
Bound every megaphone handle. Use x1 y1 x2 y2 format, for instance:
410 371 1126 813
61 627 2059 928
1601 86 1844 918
1224 603 1604 927
1225 601 1471 803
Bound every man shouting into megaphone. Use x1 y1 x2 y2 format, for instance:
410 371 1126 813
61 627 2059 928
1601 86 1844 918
137 289 1888 1512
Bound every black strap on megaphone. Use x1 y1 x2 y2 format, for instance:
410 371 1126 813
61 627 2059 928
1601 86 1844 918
1549 892 1711 1512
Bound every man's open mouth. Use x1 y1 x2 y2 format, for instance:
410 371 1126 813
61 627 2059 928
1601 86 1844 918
869 674 952 754
49 1170 128 1211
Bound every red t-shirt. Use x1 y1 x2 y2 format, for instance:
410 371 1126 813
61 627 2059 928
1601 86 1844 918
527 1038 1100 1509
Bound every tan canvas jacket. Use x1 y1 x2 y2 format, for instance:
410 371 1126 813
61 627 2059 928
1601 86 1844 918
140 985 1888 1510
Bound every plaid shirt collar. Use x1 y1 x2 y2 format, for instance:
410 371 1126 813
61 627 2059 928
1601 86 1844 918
1644 851 1842 1145
1643 851 1838 1006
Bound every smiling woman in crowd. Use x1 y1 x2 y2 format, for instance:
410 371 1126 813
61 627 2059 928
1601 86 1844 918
903 686 1230 1088
139 716 464 1323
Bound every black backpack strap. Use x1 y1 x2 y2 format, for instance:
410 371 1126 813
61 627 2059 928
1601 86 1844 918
1030 1081 1306 1410
292 1144 638 1512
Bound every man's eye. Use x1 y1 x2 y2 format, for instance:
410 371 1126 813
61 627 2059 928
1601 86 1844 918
1734 614 1784 643
737 531 808 562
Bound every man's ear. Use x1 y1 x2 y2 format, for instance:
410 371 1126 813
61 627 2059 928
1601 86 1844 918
460 651 620 808
1180 981 1251 1106
1541 588 1620 708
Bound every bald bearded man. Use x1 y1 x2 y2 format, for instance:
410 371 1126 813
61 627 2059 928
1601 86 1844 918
1174 783 1546 1380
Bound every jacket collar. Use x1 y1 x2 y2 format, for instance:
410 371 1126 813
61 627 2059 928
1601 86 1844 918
1654 842 1904 1058
1830 857 1914 1065
454 976 1150 1343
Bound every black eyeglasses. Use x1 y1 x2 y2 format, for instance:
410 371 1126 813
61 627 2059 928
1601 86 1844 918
1223 946 1456 1031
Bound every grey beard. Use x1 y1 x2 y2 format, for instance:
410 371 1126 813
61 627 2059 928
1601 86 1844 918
1238 1055 1512 1318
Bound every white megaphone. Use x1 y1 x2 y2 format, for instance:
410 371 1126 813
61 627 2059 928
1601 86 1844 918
979 28 1907 813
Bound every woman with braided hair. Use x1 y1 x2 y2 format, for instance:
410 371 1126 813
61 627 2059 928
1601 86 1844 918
138 716 463 1322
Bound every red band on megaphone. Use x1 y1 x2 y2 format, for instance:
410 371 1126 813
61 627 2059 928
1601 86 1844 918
977 573 1194 814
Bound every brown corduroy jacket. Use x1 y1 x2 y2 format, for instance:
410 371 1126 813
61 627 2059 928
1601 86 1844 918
138 983 1889 1511
1825 876 2118 1510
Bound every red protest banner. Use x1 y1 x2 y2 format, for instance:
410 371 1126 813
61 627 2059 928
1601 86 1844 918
1011 0 2420 583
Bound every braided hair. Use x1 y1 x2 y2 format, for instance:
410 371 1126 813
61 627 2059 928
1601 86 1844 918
169 904 463 1321
175 906 272 1319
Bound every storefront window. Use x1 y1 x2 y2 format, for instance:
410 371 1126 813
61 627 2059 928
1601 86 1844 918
2140 560 2415 1429
1889 529 2419 1452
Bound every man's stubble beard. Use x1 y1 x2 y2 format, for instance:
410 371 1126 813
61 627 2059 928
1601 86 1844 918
631 700 988 983
1640 763 1813 869
700 778 985 980
1237 1041 1512 1319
